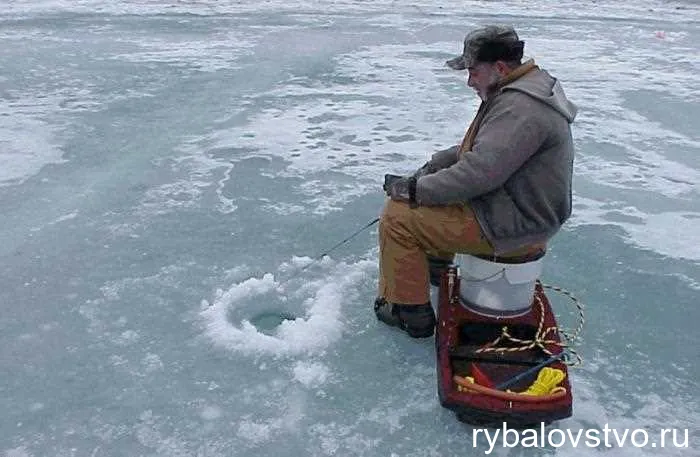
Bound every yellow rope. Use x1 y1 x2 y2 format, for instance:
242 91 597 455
474 281 584 366
522 367 566 395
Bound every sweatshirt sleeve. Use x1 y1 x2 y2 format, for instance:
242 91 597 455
429 144 461 170
416 92 547 206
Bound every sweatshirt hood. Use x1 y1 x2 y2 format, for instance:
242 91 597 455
502 65 578 123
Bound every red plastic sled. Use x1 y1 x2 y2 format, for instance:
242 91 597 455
435 266 573 428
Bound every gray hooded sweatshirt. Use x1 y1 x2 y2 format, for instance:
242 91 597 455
416 66 577 254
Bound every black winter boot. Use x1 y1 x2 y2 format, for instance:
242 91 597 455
373 297 436 338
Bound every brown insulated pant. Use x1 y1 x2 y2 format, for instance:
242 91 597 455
377 199 543 305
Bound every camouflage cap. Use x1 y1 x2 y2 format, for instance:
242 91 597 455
446 25 524 70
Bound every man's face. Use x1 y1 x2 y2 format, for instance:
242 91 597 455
467 62 501 101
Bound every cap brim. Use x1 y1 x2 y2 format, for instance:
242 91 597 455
446 55 467 70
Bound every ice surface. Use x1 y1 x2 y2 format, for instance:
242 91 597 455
1 1 698 456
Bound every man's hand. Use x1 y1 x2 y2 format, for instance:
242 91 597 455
388 176 411 202
383 174 404 195
383 174 417 207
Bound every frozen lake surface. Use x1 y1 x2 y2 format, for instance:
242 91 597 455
1 1 698 455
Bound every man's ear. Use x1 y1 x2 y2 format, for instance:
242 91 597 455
494 60 511 76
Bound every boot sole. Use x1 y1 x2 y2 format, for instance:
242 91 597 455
374 299 435 338
376 312 434 338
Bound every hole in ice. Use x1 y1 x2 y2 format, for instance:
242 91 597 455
248 311 297 335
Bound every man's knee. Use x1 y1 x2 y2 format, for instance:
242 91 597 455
380 199 412 228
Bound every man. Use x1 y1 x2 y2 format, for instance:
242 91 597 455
375 25 577 338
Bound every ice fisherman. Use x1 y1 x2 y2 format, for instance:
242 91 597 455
375 25 578 338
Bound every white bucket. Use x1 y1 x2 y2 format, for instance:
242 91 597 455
455 253 543 317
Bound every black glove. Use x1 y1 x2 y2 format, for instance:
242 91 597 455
383 174 417 207
383 174 403 195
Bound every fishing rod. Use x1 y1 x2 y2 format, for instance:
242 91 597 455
284 173 400 279
299 217 379 271
254 216 380 295
206 217 380 308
